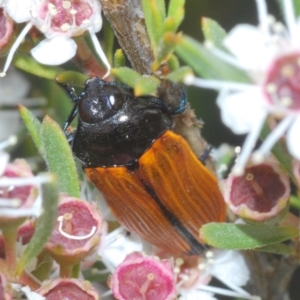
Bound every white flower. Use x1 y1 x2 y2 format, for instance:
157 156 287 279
99 226 144 274
178 250 260 300
21 286 45 300
185 0 300 175
0 139 52 219
1 0 110 77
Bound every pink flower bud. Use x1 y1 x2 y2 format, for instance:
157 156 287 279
0 159 38 228
46 195 102 266
223 161 290 222
109 252 176 300
0 219 35 256
37 278 99 300
0 8 14 51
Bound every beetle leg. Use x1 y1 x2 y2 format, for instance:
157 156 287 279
65 129 76 145
63 104 78 132
199 145 213 165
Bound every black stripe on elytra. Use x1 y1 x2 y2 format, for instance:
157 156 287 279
139 178 207 255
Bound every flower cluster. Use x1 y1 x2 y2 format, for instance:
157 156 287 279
185 0 300 175
0 0 110 77
1 0 299 299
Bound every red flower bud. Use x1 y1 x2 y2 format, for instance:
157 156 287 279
37 278 99 300
45 195 102 266
109 252 176 300
223 161 290 222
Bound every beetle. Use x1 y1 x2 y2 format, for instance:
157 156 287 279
62 77 226 256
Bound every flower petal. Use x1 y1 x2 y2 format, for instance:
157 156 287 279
4 0 36 23
224 24 275 71
90 0 102 33
180 289 217 300
31 36 77 65
217 88 267 134
209 250 250 287
287 117 300 160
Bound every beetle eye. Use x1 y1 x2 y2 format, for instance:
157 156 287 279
106 86 124 111
78 98 98 124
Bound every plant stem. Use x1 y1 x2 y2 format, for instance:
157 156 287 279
19 271 41 290
2 226 18 270
74 37 109 78
59 263 73 278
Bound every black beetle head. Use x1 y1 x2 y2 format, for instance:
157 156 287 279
78 78 125 124
71 77 173 168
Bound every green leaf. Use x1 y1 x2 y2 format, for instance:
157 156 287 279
134 76 160 96
103 18 115 65
165 0 184 33
111 67 143 88
290 195 300 210
293 0 300 16
152 32 181 71
17 174 59 274
41 116 80 198
166 66 193 82
168 54 180 71
55 71 87 88
200 223 298 250
114 49 126 68
19 105 43 155
141 0 166 53
176 35 250 82
201 17 226 48
256 243 297 256
13 53 63 79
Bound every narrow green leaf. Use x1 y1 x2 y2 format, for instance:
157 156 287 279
55 71 87 88
176 35 250 82
290 195 300 210
168 0 184 18
200 223 298 250
152 32 180 71
134 76 160 96
166 66 193 82
13 53 63 79
256 243 297 256
166 0 184 32
201 17 226 48
111 67 143 88
168 54 180 71
41 116 80 197
141 0 166 53
19 105 43 155
114 49 126 68
17 174 59 274
103 18 115 65
293 0 300 16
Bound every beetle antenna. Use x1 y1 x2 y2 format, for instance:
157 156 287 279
170 88 187 115
58 83 78 103
58 83 82 133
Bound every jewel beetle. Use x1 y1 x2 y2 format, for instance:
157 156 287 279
62 77 226 256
